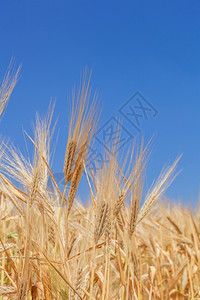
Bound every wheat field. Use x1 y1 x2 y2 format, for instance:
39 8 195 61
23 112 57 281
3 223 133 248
0 64 200 300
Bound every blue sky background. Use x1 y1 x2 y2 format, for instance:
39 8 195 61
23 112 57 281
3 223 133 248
0 1 200 206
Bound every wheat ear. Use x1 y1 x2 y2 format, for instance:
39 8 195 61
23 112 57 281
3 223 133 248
67 160 84 216
94 200 109 244
64 140 77 184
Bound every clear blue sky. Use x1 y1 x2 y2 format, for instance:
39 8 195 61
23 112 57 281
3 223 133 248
0 1 200 205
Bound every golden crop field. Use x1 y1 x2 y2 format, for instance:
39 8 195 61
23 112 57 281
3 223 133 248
0 64 199 300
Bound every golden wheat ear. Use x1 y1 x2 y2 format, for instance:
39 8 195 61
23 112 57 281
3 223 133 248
63 70 99 206
64 139 77 184
137 155 182 225
0 59 21 119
